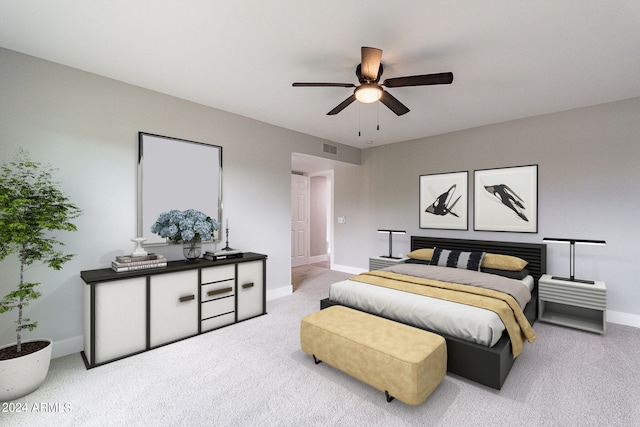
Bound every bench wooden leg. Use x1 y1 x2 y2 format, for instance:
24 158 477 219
385 390 395 403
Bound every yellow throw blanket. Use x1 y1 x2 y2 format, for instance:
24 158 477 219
349 270 536 358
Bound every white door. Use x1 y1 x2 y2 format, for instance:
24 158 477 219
291 174 309 267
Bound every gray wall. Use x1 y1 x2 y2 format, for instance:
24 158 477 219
0 48 360 357
333 97 640 321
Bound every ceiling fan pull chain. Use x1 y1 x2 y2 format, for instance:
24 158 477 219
377 103 380 131
358 104 361 136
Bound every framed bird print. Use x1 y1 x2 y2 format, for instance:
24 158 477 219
419 171 468 230
474 165 538 233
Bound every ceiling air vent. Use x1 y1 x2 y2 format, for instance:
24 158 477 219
323 143 338 155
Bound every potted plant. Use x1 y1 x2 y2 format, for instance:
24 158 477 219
0 149 82 401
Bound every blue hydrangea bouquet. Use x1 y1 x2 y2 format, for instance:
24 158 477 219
150 209 220 242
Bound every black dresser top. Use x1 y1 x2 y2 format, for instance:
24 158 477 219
80 252 267 284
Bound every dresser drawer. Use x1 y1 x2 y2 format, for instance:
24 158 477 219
201 265 235 284
202 296 234 320
201 279 235 302
201 312 235 332
538 280 606 310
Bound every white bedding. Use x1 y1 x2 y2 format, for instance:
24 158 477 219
328 274 534 347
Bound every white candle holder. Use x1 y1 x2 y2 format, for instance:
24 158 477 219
131 237 148 257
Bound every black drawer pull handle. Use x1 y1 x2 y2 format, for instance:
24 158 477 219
208 287 233 297
242 282 254 289
179 295 195 303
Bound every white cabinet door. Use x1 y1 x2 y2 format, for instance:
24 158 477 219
237 260 265 321
150 270 199 347
90 277 147 364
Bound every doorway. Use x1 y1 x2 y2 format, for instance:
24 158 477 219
291 153 335 291
291 172 331 265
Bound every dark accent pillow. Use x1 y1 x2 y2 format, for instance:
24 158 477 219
429 247 485 271
481 267 530 280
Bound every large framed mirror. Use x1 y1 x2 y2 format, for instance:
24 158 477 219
138 132 222 245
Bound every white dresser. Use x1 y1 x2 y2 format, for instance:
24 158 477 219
81 252 267 368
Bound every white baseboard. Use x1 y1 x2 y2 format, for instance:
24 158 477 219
308 254 328 264
267 285 292 301
607 310 640 328
330 263 367 275
52 335 84 359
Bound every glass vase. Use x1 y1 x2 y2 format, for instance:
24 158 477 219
182 239 202 262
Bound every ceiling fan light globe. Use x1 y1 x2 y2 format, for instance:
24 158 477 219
354 85 383 103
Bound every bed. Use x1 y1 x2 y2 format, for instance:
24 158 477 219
320 236 546 389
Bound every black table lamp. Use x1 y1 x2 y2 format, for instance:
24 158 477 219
542 237 606 284
377 229 406 259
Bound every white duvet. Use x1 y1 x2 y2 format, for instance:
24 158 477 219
328 274 533 347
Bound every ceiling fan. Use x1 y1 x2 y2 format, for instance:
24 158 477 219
292 47 453 116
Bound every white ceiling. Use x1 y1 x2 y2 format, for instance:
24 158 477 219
1 1 639 149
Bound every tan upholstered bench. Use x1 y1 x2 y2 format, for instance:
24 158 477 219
300 306 447 405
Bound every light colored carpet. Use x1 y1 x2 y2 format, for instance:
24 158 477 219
3 269 640 426
291 261 330 292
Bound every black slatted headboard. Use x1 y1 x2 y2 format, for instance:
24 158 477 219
411 236 547 283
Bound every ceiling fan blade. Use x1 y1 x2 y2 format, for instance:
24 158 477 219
361 47 383 81
379 90 410 116
383 72 453 88
292 82 355 88
327 94 356 115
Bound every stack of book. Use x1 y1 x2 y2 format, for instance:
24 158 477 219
203 250 243 261
111 253 168 272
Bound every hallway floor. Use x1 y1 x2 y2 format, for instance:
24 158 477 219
291 261 330 292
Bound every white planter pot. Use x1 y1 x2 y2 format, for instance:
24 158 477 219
0 338 52 402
